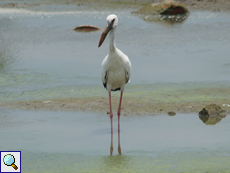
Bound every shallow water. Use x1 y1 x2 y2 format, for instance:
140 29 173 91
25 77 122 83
0 109 230 172
0 6 230 101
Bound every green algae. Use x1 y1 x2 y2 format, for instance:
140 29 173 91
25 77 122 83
22 151 230 173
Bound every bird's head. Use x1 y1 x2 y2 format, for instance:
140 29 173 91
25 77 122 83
98 14 118 48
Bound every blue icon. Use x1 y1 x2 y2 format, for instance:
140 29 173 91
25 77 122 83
3 154 18 170
1 151 21 173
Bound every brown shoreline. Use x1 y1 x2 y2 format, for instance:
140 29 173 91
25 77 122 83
1 84 230 116
1 96 230 116
1 0 230 12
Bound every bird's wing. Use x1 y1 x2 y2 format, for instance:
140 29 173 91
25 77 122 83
102 70 107 88
116 49 132 84
124 56 132 84
101 55 109 88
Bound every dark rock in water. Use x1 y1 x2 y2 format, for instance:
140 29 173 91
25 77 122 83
199 108 209 116
199 104 226 125
160 5 188 15
73 25 101 32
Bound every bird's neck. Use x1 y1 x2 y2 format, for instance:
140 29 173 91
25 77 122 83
109 29 116 53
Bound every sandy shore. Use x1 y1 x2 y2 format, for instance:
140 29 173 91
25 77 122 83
177 0 230 11
1 86 230 116
1 0 230 12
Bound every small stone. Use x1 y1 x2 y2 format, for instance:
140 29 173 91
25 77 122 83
168 111 176 116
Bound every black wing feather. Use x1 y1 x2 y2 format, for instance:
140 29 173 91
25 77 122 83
103 71 107 89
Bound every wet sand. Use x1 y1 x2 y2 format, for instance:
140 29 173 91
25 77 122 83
1 85 230 116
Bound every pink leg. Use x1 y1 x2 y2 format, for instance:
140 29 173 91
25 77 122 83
109 91 113 133
117 91 123 133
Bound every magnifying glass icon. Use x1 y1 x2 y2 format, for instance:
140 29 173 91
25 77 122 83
3 154 18 170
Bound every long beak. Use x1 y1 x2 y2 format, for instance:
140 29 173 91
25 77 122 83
98 19 115 48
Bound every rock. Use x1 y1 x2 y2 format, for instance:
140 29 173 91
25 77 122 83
199 104 226 125
132 0 189 15
160 3 188 15
168 111 176 116
131 0 189 24
199 104 225 116
73 25 101 32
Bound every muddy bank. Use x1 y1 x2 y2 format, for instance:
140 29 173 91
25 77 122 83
1 86 230 116
0 0 230 12
176 0 230 12
1 96 230 116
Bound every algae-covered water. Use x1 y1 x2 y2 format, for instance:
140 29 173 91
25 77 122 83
0 1 230 172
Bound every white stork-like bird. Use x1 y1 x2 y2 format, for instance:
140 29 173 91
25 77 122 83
98 14 132 133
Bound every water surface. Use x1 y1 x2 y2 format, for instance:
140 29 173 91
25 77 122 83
0 109 229 172
0 7 230 102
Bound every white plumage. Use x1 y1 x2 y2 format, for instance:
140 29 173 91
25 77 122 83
101 48 131 91
98 14 132 133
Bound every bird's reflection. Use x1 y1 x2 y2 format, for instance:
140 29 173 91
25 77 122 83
118 129 121 155
110 131 113 156
110 128 121 156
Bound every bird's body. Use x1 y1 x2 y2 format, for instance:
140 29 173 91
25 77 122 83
98 14 131 134
101 48 131 91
